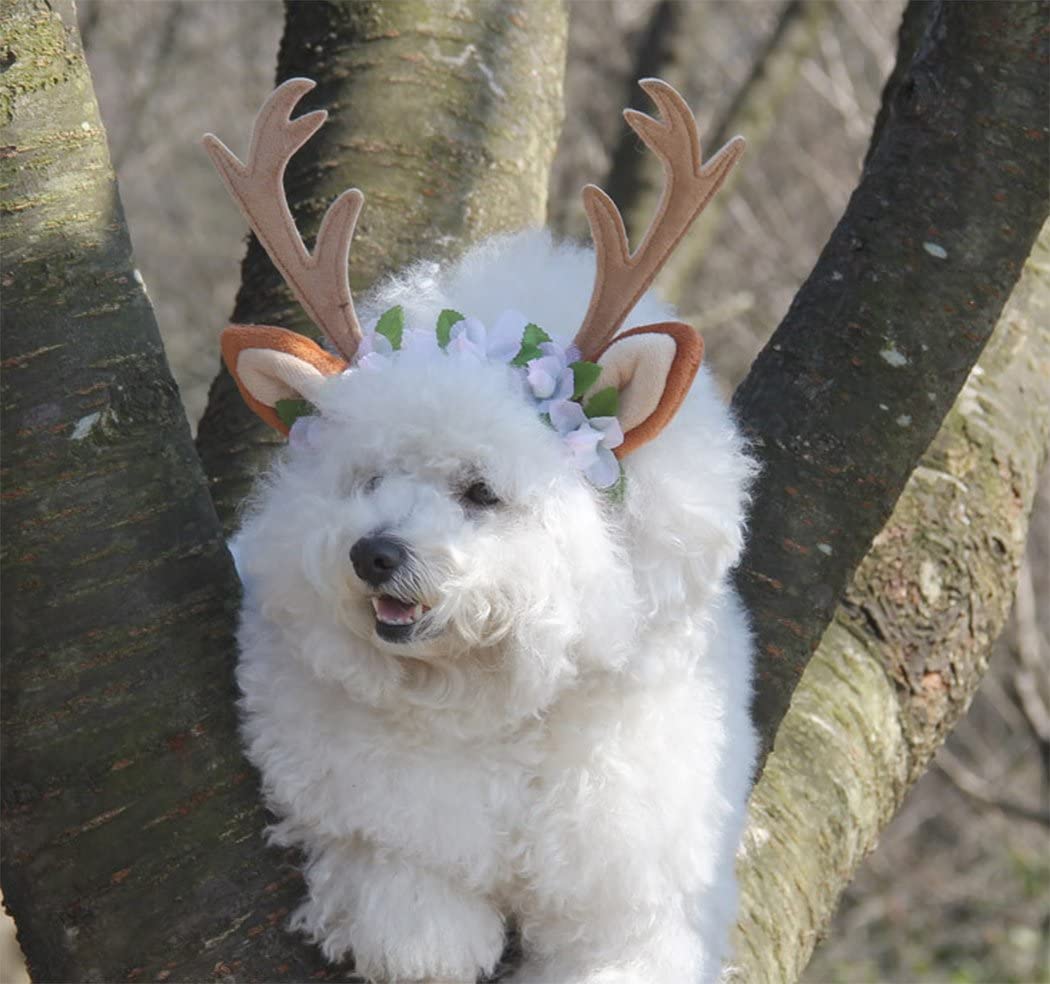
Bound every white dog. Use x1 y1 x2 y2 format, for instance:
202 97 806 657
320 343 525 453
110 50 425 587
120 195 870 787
208 78 757 984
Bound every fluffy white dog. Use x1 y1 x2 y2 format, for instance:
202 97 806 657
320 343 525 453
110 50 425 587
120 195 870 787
210 79 757 984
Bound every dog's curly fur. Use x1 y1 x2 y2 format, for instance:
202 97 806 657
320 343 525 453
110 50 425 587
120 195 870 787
230 230 757 983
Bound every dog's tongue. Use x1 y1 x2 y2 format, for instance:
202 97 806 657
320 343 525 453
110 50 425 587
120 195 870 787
373 596 421 625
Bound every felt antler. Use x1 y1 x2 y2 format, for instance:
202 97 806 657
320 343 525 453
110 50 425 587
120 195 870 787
203 77 364 361
575 79 744 458
574 79 744 362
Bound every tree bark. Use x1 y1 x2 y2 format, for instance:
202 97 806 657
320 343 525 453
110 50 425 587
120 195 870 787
0 1 285 980
195 0 568 534
732 0 1049 765
864 0 936 170
733 218 1050 984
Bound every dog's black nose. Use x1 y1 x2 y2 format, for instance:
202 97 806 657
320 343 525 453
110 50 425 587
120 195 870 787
350 535 407 586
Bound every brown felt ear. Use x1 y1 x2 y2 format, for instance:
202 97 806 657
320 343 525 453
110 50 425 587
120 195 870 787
221 325 348 434
587 321 703 458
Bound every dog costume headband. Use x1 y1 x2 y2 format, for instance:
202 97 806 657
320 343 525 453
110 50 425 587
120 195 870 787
203 77 743 486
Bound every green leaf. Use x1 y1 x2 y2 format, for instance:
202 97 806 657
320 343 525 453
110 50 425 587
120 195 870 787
570 360 602 400
436 309 464 348
583 386 619 419
512 345 541 367
275 398 314 428
375 305 405 350
511 323 553 366
521 322 552 347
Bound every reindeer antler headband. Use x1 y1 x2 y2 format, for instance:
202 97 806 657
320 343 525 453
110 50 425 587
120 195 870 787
203 77 743 478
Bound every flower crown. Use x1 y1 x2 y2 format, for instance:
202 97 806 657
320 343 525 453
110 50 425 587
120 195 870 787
282 306 626 488
204 78 743 493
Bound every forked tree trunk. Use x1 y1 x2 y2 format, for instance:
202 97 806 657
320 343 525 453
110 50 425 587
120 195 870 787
1 1 1048 982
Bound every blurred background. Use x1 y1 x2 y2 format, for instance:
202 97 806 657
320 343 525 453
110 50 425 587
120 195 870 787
3 2 1046 981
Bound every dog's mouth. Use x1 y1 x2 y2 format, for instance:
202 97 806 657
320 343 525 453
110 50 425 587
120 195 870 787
370 594 431 643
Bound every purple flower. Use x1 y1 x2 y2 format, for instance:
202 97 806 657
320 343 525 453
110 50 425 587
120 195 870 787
446 316 487 360
525 343 575 413
447 309 529 364
401 327 440 358
488 310 531 362
354 328 394 371
288 414 324 451
548 399 625 489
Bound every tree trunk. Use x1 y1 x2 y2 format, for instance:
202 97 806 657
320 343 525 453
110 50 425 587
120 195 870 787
0 1 276 980
733 218 1050 984
732 0 1049 764
195 0 568 534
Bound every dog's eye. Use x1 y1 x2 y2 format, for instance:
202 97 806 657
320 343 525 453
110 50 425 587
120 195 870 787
363 475 381 494
461 480 500 508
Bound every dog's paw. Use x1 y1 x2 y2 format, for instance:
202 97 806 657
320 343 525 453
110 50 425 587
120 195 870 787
292 879 503 982
350 894 503 982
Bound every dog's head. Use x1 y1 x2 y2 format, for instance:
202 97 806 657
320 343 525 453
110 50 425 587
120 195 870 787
209 78 743 718
233 343 645 716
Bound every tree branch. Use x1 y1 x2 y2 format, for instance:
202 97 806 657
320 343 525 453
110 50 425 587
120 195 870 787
731 0 1050 765
934 747 1050 829
195 0 568 533
863 0 934 169
599 0 688 223
662 0 831 308
1011 556 1050 747
733 219 1050 982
